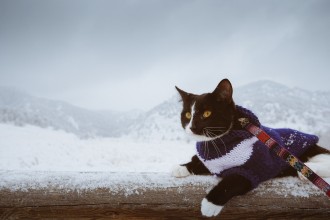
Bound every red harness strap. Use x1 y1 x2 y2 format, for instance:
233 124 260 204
239 118 330 198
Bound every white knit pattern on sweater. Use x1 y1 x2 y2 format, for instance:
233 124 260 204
197 137 258 175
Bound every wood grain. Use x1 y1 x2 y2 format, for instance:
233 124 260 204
0 171 329 219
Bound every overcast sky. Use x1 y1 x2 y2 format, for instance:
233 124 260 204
1 0 329 111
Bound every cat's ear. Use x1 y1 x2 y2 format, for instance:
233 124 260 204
213 79 233 103
175 86 191 102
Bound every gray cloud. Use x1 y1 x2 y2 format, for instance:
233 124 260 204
1 0 329 111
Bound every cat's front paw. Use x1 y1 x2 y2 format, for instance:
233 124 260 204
298 162 317 182
201 198 223 217
171 165 191 178
298 171 309 182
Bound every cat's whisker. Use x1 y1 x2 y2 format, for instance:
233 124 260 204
204 127 226 133
204 130 219 158
206 130 227 157
204 128 226 131
204 129 226 132
204 131 225 136
206 130 218 157
204 126 227 129
204 129 225 138
203 130 211 159
203 130 224 140
206 130 223 157
206 131 219 137
218 136 228 154
207 129 228 153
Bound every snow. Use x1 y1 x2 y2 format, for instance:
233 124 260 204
255 176 330 198
1 123 329 198
0 124 194 172
1 170 328 198
1 81 330 197
0 170 219 195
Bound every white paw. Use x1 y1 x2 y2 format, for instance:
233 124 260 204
298 162 315 182
298 157 330 181
298 154 330 182
308 154 330 178
201 198 223 217
298 171 309 182
171 165 191 178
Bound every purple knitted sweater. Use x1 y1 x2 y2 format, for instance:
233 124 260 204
196 106 319 188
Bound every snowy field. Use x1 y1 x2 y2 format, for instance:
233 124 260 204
0 123 329 173
0 124 195 172
1 123 329 197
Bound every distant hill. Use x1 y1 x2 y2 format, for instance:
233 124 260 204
1 81 330 146
235 81 330 142
0 87 141 138
128 81 330 146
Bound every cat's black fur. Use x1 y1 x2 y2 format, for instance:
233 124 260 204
176 80 235 137
176 79 330 210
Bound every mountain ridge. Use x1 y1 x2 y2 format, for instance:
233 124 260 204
0 86 141 138
1 81 329 146
129 80 330 145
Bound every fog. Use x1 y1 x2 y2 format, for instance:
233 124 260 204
1 0 329 111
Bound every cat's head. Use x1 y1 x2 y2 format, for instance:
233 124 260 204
176 79 236 141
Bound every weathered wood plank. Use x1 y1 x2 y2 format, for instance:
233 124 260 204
0 171 329 219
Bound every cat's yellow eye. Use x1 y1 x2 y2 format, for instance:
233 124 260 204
185 112 191 119
203 110 212 118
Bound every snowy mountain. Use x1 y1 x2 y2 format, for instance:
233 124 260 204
0 87 141 138
235 81 330 128
126 95 186 141
1 81 330 146
234 81 330 146
128 81 330 146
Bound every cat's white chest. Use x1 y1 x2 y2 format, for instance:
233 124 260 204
197 137 258 174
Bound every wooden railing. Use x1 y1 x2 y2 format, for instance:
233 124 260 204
0 171 329 219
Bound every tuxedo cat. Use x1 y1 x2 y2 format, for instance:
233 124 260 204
172 79 330 217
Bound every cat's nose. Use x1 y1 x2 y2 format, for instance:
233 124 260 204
190 125 198 133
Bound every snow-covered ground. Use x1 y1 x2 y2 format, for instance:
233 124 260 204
0 124 194 172
1 81 329 197
0 122 329 173
0 170 326 198
1 123 329 198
